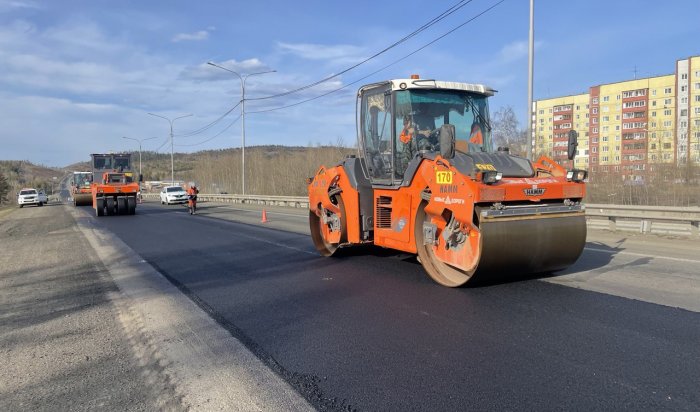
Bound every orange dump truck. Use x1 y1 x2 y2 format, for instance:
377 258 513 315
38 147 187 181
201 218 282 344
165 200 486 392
308 77 587 287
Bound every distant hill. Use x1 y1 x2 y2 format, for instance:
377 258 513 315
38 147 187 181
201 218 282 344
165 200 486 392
0 160 67 198
57 145 355 196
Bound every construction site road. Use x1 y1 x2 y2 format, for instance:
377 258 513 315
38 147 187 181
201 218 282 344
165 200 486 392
84 200 700 411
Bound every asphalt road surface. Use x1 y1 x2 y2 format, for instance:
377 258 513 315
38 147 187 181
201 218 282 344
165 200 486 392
85 200 700 411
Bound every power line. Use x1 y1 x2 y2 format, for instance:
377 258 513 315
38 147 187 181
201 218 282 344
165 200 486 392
247 0 505 115
247 0 475 102
175 114 242 147
175 100 241 137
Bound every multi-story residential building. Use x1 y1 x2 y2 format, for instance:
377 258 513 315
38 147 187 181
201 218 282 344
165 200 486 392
532 55 700 181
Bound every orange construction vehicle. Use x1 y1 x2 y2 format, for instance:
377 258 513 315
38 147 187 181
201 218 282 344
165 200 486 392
90 153 141 216
308 76 587 287
70 171 93 206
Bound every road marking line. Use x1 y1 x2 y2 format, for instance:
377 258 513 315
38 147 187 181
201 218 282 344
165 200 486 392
216 206 306 218
234 232 317 255
584 246 700 264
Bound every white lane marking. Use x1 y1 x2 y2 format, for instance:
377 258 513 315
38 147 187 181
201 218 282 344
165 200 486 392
584 246 700 264
216 206 306 218
232 232 317 255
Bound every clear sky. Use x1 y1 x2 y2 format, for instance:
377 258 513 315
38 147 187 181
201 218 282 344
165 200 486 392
1 0 699 166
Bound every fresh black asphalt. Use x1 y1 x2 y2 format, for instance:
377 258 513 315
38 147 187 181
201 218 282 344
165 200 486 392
94 203 700 411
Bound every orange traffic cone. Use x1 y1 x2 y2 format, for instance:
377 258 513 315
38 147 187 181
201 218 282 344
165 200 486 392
261 209 268 223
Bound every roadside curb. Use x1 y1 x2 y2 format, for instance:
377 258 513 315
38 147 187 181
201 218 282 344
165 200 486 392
69 205 313 411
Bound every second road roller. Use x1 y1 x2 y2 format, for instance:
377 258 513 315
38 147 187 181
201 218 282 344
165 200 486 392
307 76 587 287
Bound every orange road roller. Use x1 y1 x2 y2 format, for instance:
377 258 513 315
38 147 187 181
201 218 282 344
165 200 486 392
90 153 141 216
308 76 587 287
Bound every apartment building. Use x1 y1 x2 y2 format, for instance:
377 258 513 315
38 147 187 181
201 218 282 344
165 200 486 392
532 55 700 181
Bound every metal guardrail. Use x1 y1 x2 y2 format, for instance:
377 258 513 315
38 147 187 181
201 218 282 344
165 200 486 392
141 193 309 208
141 194 700 237
586 204 700 237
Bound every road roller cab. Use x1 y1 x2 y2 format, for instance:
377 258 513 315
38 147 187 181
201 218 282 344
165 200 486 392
71 171 93 206
308 76 588 287
90 153 141 216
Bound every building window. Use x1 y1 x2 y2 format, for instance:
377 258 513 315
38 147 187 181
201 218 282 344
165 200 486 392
592 147 598 153
592 108 598 114
664 109 672 116
696 71 700 77
664 87 672 94
652 89 656 96
681 73 688 80
651 143 656 150
603 116 609 122
651 111 657 117
663 143 672 149
652 101 656 107
539 109 544 114
602 126 609 132
695 95 700 102
663 120 672 127
602 136 609 142
664 98 672 105
592 97 599 104
681 109 688 117
681 97 688 104
681 85 687 92
695 83 700 90
603 96 610 102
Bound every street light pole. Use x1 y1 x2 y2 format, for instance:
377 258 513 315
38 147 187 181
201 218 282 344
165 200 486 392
207 62 276 195
147 113 192 185
122 136 158 177
526 0 535 160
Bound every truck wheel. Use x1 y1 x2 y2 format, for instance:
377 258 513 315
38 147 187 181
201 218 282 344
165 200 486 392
96 198 105 216
127 197 136 215
117 197 128 215
106 197 115 216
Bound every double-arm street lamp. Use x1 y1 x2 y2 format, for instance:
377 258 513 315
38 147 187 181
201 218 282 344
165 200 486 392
207 61 276 195
122 136 158 177
147 112 193 185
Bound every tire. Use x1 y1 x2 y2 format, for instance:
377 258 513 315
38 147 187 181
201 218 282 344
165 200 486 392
19 205 23 208
117 197 127 215
127 197 136 215
106 197 115 216
38 202 43 207
96 198 105 216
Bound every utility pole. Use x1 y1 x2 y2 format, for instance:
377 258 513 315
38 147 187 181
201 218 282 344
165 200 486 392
207 62 276 195
122 136 158 177
527 0 535 160
147 113 192 185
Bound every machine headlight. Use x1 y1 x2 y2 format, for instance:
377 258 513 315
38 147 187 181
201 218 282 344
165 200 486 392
566 169 588 182
481 170 503 185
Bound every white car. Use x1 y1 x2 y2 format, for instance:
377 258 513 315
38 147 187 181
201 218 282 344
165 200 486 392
160 186 188 205
17 188 45 208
